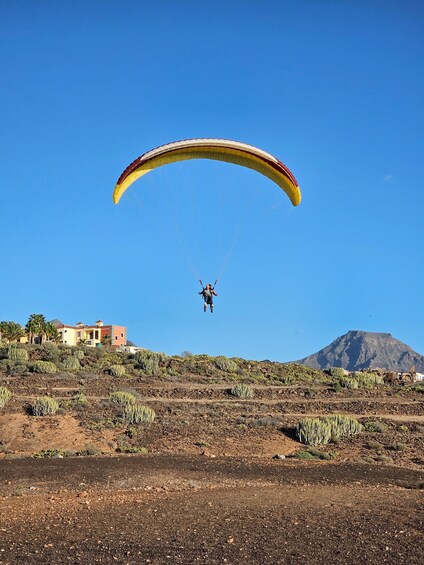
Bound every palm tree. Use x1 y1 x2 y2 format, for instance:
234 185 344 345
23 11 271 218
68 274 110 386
0 321 25 343
25 314 47 344
101 334 112 347
45 322 60 343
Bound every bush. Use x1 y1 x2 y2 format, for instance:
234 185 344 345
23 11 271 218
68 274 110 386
7 346 28 362
230 383 254 399
31 396 59 416
215 356 238 373
135 350 165 374
329 367 346 378
338 376 359 389
122 403 156 424
8 364 27 376
0 387 12 409
40 343 60 362
71 392 88 406
62 356 80 371
364 420 388 433
116 446 148 454
293 448 335 460
339 372 384 390
74 349 85 360
297 414 363 446
354 372 384 388
33 449 64 458
32 361 57 374
109 391 136 405
109 364 126 377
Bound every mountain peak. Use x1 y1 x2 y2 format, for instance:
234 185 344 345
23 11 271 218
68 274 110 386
297 331 423 372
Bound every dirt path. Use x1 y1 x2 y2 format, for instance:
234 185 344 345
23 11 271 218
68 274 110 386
1 456 423 564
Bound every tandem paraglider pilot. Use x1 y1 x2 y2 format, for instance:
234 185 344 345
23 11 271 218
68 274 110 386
199 283 218 313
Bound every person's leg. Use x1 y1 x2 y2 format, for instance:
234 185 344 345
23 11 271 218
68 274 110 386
204 301 207 312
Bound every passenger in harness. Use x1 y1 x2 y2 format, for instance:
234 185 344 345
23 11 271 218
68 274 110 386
199 283 218 313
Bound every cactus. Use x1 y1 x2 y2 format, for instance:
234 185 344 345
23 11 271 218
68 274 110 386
31 396 59 416
32 361 57 374
215 356 238 373
62 356 80 371
0 387 12 409
230 383 254 399
122 403 156 424
109 391 136 405
297 414 363 446
7 346 28 362
135 350 165 374
109 364 126 377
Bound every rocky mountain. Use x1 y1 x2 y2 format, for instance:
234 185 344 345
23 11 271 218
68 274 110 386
296 330 424 372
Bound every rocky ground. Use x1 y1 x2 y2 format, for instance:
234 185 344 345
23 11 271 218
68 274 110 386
1 359 423 563
0 456 423 564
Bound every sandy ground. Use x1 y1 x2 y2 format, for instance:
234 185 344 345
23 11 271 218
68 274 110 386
1 455 423 564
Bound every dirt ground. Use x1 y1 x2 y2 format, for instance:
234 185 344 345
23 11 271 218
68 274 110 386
1 369 424 563
1 456 423 564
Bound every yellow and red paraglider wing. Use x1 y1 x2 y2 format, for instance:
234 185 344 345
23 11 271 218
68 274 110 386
113 139 301 206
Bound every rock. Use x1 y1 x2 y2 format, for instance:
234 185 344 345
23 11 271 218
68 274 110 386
273 454 286 460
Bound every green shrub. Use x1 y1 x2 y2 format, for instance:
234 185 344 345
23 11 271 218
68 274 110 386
74 349 85 360
293 448 335 460
40 343 60 362
364 420 388 433
8 364 27 376
388 441 407 451
366 440 384 451
0 359 11 372
293 450 316 460
109 391 136 405
78 444 101 456
31 396 59 416
339 376 359 389
230 383 254 399
0 387 12 409
116 446 148 454
297 414 363 446
62 356 80 371
72 392 88 406
32 361 57 374
135 350 165 374
329 367 346 378
122 403 156 424
354 372 384 388
214 356 238 373
7 346 28 362
33 449 64 458
109 364 126 377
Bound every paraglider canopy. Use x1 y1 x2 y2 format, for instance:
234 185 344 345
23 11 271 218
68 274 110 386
113 138 301 206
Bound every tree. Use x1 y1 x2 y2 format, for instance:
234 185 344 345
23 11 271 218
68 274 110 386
0 321 25 343
25 314 47 344
101 334 112 347
45 322 60 343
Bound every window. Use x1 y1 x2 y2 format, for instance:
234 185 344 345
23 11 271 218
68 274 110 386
77 332 81 338
115 336 118 340
121 333 124 338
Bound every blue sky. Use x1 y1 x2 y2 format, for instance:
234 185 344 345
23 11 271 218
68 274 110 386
1 1 423 360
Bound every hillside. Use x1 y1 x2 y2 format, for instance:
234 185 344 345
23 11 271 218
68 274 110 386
297 330 424 372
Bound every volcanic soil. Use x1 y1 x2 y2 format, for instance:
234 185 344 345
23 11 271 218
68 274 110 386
1 357 424 563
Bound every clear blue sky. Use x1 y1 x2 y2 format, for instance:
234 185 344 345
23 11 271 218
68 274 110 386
1 1 423 360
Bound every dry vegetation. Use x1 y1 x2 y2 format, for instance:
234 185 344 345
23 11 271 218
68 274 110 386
0 343 423 466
